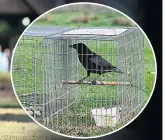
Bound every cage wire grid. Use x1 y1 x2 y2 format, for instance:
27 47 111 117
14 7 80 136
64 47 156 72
12 26 144 137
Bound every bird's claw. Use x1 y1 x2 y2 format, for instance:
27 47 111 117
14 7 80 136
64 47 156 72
91 80 97 85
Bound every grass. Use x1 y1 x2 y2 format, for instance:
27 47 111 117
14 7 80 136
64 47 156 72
0 98 20 108
0 108 25 115
11 11 156 137
0 72 10 81
0 108 63 139
0 121 62 140
0 72 11 89
144 39 156 101
35 11 127 27
0 72 20 108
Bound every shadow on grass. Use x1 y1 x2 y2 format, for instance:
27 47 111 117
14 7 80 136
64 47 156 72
0 114 32 122
0 105 21 108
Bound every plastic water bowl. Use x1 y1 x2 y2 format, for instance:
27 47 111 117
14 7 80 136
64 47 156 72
91 107 120 127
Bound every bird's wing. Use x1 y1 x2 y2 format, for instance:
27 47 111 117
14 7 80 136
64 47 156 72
89 55 114 69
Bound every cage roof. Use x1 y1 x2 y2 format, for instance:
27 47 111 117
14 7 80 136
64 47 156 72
23 26 131 40
63 28 128 36
23 26 73 37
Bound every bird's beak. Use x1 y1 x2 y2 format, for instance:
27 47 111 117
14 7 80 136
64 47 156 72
69 44 76 49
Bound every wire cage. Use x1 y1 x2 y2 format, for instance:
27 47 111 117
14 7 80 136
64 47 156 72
12 26 145 137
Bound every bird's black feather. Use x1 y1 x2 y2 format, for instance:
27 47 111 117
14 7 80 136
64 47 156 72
69 43 123 82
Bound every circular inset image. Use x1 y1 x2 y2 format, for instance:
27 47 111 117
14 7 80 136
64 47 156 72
11 2 157 139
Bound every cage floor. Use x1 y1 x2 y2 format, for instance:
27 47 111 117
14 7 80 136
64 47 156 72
44 101 139 137
46 101 116 137
24 95 140 137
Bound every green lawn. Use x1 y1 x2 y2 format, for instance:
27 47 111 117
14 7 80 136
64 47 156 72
0 121 62 140
144 40 156 101
0 73 20 108
11 11 156 137
0 108 66 140
0 98 19 108
35 11 127 27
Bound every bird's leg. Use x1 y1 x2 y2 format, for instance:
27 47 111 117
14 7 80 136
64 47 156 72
91 74 101 84
76 76 88 83
76 71 90 83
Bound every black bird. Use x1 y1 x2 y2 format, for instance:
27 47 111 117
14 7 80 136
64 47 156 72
69 43 123 83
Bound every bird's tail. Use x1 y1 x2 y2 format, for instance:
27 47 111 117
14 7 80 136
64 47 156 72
112 67 124 74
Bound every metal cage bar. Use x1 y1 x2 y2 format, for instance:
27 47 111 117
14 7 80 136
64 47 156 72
12 26 144 137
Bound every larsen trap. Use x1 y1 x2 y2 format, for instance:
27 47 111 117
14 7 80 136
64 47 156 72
12 26 145 137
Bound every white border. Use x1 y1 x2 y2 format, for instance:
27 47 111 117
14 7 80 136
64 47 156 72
10 2 157 139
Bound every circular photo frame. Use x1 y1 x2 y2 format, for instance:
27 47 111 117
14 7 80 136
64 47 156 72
11 2 157 139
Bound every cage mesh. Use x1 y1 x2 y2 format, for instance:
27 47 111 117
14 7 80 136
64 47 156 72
12 26 144 137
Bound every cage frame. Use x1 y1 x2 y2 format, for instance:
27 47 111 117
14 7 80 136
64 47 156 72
12 25 145 137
